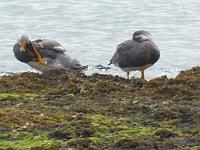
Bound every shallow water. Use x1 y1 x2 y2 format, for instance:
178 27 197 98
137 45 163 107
0 0 200 79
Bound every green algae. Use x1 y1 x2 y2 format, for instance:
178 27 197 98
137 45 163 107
67 93 75 97
0 67 199 149
49 114 183 146
89 115 178 142
0 93 39 100
0 132 61 150
89 136 103 144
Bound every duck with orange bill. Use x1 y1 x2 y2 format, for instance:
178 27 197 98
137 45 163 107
13 34 87 72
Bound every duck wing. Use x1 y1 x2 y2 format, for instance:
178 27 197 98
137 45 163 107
32 39 67 53
109 40 136 65
116 40 136 53
110 40 159 68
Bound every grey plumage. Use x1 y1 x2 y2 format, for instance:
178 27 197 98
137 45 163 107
109 30 160 80
13 35 87 72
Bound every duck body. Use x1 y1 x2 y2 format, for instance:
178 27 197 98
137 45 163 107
111 39 160 72
13 38 86 72
109 30 160 79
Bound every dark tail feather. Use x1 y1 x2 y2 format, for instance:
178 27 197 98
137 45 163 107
72 59 88 71
80 64 88 70
108 60 112 65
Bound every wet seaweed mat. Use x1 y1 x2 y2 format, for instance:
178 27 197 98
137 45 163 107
0 67 200 150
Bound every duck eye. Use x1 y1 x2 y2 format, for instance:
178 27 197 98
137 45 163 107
134 34 140 39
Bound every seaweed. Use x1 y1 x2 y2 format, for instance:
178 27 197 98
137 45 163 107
0 66 199 149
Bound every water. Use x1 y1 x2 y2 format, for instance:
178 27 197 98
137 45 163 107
0 0 200 79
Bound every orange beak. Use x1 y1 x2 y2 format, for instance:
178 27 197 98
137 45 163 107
31 43 46 65
19 43 27 52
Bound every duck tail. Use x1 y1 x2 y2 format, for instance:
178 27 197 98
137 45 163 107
72 59 88 71
108 60 112 65
80 64 88 70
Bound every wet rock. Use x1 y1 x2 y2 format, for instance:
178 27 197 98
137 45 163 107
155 129 177 139
0 66 199 149
95 64 111 71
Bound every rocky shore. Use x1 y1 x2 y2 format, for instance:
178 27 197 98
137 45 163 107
0 67 199 150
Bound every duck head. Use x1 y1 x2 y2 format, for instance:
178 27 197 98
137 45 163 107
133 30 153 42
17 34 30 52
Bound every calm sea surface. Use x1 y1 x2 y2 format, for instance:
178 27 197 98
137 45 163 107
0 0 200 79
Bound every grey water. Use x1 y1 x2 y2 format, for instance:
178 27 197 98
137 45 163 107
0 0 200 79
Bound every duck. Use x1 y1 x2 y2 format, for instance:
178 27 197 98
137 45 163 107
109 30 160 80
13 34 87 72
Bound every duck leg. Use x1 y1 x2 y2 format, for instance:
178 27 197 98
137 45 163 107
140 70 145 80
127 72 130 80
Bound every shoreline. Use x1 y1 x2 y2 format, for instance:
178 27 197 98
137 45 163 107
0 66 199 149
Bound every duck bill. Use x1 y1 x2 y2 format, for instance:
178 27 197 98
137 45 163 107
30 42 46 65
19 43 26 52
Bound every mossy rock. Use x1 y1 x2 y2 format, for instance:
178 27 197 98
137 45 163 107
0 67 199 149
0 132 61 150
0 93 39 100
